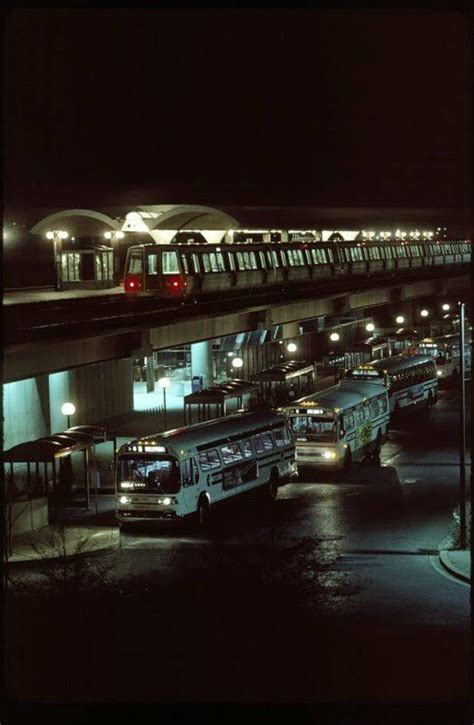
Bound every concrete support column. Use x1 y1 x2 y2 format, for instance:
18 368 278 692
191 341 213 389
145 355 155 393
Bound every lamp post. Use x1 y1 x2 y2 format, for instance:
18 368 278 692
158 377 171 431
61 402 76 430
458 301 467 549
329 332 341 382
287 342 297 355
231 356 244 379
395 315 405 326
46 230 69 291
104 230 125 284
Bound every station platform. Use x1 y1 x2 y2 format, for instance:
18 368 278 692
4 285 124 306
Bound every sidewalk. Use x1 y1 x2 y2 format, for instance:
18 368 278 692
6 496 120 565
439 549 471 583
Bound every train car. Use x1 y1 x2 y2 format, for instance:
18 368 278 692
123 238 471 298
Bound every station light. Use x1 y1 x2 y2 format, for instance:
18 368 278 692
395 315 405 325
158 377 171 389
227 351 235 357
287 342 298 353
420 309 429 318
330 332 340 342
366 323 375 332
104 230 125 240
231 357 244 369
61 401 76 429
442 303 450 311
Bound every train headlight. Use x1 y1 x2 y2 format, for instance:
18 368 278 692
119 496 131 505
322 450 336 460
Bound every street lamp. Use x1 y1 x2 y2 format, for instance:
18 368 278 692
330 332 340 342
287 342 297 353
366 323 375 333
442 303 450 312
158 377 171 430
395 315 405 325
231 356 244 372
46 230 69 291
420 309 429 318
61 402 76 429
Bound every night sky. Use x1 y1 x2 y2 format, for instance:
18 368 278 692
4 9 471 210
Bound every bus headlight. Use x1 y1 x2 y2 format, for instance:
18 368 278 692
437 370 442 376
119 495 131 505
163 497 172 506
322 450 336 460
159 497 177 506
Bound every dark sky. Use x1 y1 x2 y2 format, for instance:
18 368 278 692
4 9 471 210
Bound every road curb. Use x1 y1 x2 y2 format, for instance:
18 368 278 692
439 550 471 583
6 528 121 566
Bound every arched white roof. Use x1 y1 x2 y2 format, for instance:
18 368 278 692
31 209 121 235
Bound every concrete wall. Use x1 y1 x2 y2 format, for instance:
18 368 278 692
69 358 134 427
4 359 134 449
3 377 51 450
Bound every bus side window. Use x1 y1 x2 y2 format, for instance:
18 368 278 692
181 460 193 487
220 443 242 464
191 459 199 485
241 440 253 458
198 452 210 471
370 399 380 417
272 427 290 447
344 414 355 431
378 395 388 413
354 406 365 426
254 433 274 453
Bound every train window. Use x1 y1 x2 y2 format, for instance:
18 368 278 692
304 249 312 265
259 251 266 269
129 252 143 274
162 251 179 274
280 250 288 267
318 248 328 263
286 250 295 266
295 249 305 266
344 248 352 262
226 252 236 271
266 250 274 268
311 249 319 264
249 251 258 269
180 254 189 274
192 253 201 273
201 254 211 273
147 254 158 275
271 250 280 268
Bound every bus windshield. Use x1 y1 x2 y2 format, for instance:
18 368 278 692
118 456 180 494
290 416 336 441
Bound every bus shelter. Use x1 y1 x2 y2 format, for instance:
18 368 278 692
184 379 258 424
60 245 115 289
343 336 391 368
386 328 420 355
2 426 116 521
250 361 315 406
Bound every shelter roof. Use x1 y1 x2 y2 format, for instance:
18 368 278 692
251 361 314 382
184 379 257 405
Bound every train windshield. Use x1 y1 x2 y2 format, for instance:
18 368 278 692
118 456 180 494
290 416 336 441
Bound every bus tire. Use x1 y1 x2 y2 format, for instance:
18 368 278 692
197 495 210 527
268 470 279 501
343 448 352 469
427 391 434 407
371 431 382 462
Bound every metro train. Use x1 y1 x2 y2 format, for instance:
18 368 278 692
123 239 471 298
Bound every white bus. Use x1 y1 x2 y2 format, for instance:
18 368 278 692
281 380 390 469
343 354 438 416
408 333 471 381
115 410 297 527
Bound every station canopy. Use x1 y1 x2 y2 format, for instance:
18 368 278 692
2 426 114 462
344 336 390 352
184 379 257 406
250 361 315 383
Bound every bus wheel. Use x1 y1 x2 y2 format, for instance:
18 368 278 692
197 495 210 527
427 391 434 407
268 471 279 501
343 448 352 469
371 432 382 463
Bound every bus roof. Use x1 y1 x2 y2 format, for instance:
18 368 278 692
353 354 435 374
286 380 386 412
118 410 287 453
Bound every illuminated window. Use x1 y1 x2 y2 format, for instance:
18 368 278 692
162 251 179 274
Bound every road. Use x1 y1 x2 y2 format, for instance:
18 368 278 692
5 386 471 710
